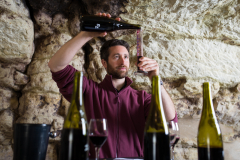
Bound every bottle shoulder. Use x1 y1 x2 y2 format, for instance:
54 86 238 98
198 117 223 147
63 102 81 128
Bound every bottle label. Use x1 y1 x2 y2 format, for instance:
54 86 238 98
95 24 100 29
84 143 89 151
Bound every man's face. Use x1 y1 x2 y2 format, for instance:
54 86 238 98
102 45 130 79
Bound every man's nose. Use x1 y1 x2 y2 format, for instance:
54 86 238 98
120 56 127 65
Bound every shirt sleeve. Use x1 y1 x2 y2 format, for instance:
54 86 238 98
143 92 178 122
143 91 152 120
51 65 77 102
171 112 178 123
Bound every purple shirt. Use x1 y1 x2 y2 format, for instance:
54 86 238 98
51 65 177 158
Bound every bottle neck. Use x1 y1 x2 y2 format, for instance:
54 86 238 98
71 72 80 110
114 21 141 30
78 72 87 120
152 76 160 100
198 82 223 148
71 72 85 108
202 83 216 118
152 76 164 117
64 71 88 131
148 76 168 134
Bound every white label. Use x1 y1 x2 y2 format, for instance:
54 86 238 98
95 23 100 29
84 144 89 151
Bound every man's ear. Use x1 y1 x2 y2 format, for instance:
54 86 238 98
101 59 107 69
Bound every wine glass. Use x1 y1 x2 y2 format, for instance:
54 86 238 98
134 29 148 76
89 119 108 160
168 121 180 160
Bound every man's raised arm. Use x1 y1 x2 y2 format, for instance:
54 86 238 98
48 13 117 72
48 31 106 72
137 56 176 121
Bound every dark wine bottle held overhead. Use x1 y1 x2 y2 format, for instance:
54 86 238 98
144 76 170 160
197 82 224 160
80 15 141 32
59 71 89 160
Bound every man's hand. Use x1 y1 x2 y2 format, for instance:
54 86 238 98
83 13 121 38
49 12 121 72
137 57 176 121
136 57 159 80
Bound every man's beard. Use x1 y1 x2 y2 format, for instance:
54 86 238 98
106 64 129 79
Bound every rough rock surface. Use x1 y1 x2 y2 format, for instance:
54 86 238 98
121 0 240 87
0 145 13 160
0 110 13 145
0 10 34 64
0 0 35 159
0 0 240 159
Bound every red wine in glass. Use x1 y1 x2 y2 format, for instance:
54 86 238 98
170 134 176 145
89 135 107 148
89 119 108 160
172 137 180 149
134 29 148 76
169 121 180 160
137 55 143 71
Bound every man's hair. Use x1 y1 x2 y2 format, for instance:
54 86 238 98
100 39 130 62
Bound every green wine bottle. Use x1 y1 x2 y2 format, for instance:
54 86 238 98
144 76 170 160
197 82 224 160
80 15 141 31
59 71 89 160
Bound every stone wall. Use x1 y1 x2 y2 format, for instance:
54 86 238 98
0 0 239 159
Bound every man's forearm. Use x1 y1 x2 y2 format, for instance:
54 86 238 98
48 32 93 72
161 85 176 121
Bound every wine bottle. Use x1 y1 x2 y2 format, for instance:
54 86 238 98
197 82 224 160
59 71 89 160
80 15 141 32
144 76 170 160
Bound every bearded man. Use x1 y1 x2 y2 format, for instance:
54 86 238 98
48 13 177 159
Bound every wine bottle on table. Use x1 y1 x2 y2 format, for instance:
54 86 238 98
144 76 170 160
80 15 141 31
197 82 224 160
59 71 89 160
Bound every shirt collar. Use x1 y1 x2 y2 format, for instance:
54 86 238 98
101 74 133 93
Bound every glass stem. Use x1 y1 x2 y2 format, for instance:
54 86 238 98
95 147 100 160
172 146 175 160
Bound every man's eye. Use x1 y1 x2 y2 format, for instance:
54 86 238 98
125 56 128 59
115 56 119 59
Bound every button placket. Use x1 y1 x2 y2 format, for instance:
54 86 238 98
116 93 119 157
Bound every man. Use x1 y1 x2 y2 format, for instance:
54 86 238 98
48 13 177 158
